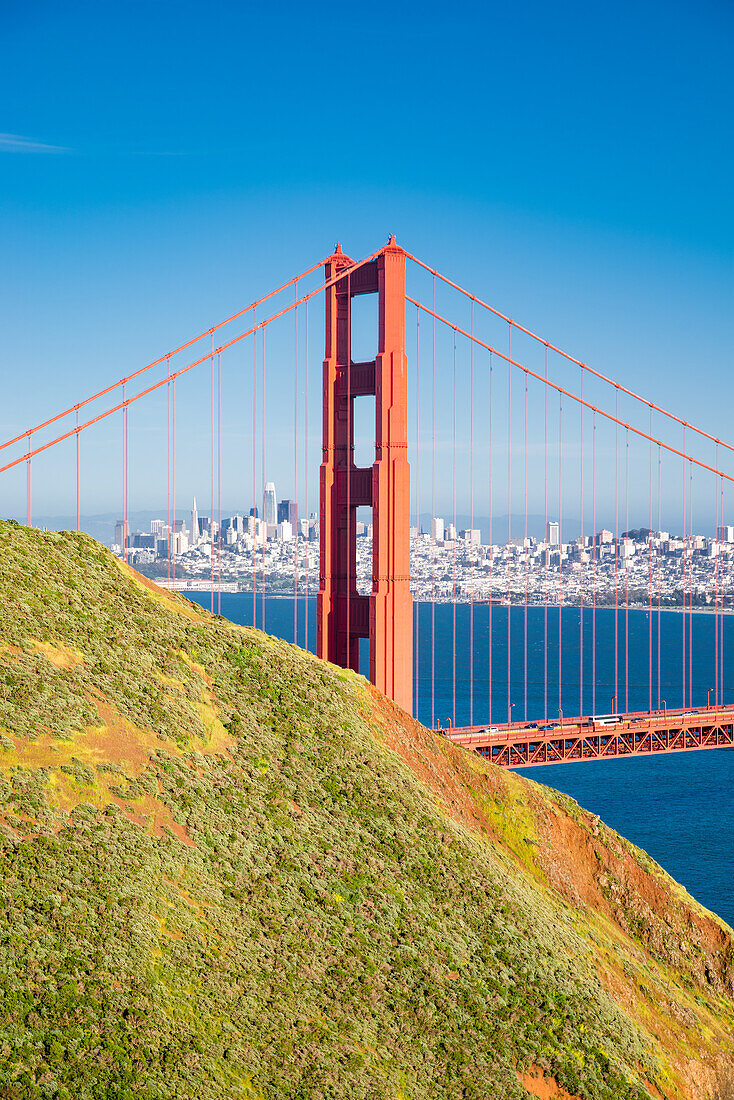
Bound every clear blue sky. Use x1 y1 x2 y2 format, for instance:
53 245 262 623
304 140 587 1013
1 0 732 526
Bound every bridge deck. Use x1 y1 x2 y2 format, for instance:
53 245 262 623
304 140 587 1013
442 706 734 768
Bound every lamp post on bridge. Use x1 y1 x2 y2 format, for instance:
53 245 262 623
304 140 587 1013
708 687 714 709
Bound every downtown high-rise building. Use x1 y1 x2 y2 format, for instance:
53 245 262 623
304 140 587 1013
114 520 129 548
190 497 199 544
278 499 297 526
263 482 277 526
546 520 560 546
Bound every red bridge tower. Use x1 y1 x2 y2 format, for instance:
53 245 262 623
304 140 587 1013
317 237 413 714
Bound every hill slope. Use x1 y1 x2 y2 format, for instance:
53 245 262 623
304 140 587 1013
0 521 732 1100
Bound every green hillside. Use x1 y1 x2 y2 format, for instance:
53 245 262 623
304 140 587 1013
0 521 732 1100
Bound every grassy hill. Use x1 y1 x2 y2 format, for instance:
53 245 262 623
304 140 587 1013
0 521 732 1100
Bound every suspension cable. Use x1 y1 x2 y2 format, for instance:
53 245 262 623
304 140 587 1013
2 250 385 477
405 251 734 461
1 256 331 457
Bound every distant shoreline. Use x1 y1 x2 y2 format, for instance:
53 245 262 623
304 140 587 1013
175 585 733 616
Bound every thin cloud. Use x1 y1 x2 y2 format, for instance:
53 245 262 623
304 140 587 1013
0 133 69 153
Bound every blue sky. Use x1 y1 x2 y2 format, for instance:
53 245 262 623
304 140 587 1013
1 0 732 525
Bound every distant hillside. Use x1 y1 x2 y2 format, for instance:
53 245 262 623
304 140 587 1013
0 521 732 1099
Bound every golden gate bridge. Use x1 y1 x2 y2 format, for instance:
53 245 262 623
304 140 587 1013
3 236 733 766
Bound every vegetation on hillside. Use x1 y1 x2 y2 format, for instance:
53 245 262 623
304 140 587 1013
0 522 732 1100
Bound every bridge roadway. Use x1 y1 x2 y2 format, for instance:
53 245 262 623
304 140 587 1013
441 705 734 768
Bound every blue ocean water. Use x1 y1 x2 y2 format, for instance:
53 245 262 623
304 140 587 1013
188 592 734 927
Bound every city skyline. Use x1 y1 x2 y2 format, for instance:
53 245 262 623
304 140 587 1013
3 4 731 520
111 484 734 615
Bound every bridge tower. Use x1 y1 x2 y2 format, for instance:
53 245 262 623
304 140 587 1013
317 237 413 714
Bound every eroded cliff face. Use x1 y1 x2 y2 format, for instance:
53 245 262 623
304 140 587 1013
373 687 734 1097
0 521 732 1100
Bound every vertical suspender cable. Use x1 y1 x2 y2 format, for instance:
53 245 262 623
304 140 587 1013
592 411 597 716
305 299 310 653
171 378 176 584
294 283 299 645
75 409 80 532
122 387 126 564
690 454 696 709
415 304 420 718
657 444 662 709
123 382 128 565
714 448 719 706
452 329 457 727
614 389 619 711
544 347 549 722
488 350 494 725
167 360 171 582
210 335 215 614
261 329 266 630
253 307 257 626
346 273 351 669
524 368 528 723
217 352 222 614
508 332 515 730
121 385 126 563
558 392 563 720
625 428 630 713
579 367 584 718
721 475 725 703
431 277 436 728
469 303 475 727
682 427 687 708
125 388 129 564
648 409 653 712
26 432 31 526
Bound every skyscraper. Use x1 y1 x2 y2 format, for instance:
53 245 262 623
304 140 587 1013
546 520 559 546
114 520 129 548
263 482 277 525
278 499 298 526
190 497 199 545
